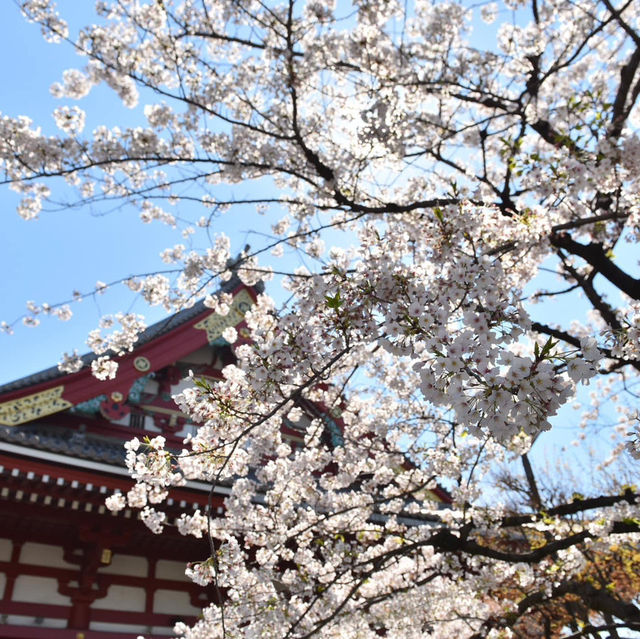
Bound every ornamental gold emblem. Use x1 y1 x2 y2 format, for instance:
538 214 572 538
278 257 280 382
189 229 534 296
0 386 73 426
133 356 151 372
194 288 253 343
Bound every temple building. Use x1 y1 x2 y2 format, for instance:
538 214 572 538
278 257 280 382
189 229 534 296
0 278 261 639
0 278 450 639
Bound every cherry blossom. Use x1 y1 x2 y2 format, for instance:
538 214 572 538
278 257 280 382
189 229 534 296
3 0 640 637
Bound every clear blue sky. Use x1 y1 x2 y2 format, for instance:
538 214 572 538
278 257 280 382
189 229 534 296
0 2 501 385
0 3 631 482
0 3 288 385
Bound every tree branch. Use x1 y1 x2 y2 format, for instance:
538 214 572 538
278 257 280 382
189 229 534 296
550 234 640 301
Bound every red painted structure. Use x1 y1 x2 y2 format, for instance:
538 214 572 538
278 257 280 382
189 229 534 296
0 278 450 638
0 280 258 639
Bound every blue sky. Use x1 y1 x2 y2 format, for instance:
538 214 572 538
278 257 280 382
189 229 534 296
0 3 633 483
0 2 502 385
0 3 290 385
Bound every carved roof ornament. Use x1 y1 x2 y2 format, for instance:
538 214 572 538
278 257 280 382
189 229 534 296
0 284 259 426
193 287 253 343
0 385 72 426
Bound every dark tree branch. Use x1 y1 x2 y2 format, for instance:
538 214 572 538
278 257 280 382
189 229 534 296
530 119 580 154
531 321 581 349
551 233 640 300
470 579 640 639
551 211 629 232
600 0 640 46
521 453 543 511
500 488 639 527
607 44 640 139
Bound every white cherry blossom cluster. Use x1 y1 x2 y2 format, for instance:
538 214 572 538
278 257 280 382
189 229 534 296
140 506 167 534
57 350 83 374
123 436 183 489
52 106 85 134
176 511 209 538
20 0 68 43
87 313 146 356
19 300 73 330
7 0 640 636
607 303 640 361
105 491 125 512
90 355 118 381
626 423 640 460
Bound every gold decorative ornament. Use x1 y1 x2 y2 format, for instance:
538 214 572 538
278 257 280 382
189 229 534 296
133 356 151 372
110 391 124 403
194 288 253 343
0 385 73 426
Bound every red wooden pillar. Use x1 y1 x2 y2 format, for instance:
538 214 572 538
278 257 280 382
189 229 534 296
145 557 157 617
68 591 94 629
2 540 23 604
60 544 108 630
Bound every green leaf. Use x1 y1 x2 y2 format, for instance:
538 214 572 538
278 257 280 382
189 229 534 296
538 336 558 358
194 377 213 392
622 517 640 527
325 291 343 309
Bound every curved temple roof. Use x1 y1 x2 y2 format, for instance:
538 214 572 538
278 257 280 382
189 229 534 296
0 280 260 427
